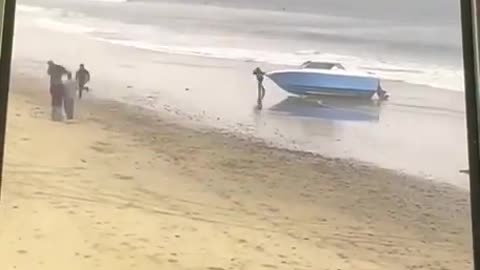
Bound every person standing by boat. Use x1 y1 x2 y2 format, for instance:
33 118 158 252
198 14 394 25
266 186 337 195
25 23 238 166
47 60 69 121
253 67 266 109
75 64 90 99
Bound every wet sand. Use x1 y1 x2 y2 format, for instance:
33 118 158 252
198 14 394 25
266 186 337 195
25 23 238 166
0 74 472 269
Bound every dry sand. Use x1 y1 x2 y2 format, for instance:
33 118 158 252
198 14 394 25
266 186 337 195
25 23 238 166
0 74 473 270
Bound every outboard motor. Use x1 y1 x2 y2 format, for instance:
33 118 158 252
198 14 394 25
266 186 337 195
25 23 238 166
377 83 389 101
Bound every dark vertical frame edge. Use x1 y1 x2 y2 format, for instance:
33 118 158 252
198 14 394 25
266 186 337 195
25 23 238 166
460 0 480 268
0 0 16 200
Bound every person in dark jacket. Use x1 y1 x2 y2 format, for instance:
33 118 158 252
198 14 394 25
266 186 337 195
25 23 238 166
75 64 90 99
253 67 266 109
47 60 68 121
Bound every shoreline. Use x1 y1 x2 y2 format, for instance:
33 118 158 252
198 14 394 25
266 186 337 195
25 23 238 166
12 50 469 187
0 73 472 269
11 73 466 190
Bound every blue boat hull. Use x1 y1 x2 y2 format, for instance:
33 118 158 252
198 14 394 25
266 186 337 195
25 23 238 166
267 71 378 99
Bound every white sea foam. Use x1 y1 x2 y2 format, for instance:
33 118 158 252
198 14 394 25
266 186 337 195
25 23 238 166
16 4 47 13
18 5 117 35
95 37 464 91
35 17 96 34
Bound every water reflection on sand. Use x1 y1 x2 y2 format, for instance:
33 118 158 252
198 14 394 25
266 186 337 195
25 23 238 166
269 96 382 122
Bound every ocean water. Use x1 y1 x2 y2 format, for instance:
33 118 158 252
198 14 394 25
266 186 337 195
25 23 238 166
18 0 463 91
12 0 469 186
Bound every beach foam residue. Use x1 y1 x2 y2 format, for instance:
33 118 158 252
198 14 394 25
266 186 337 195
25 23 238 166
35 17 96 34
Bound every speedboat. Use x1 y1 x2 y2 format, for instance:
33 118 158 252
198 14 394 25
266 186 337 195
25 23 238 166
267 61 385 99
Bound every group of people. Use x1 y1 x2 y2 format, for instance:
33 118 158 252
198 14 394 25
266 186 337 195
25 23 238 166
47 60 90 121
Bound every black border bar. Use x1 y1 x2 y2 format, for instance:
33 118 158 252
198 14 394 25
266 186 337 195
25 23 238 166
460 0 480 268
0 0 16 199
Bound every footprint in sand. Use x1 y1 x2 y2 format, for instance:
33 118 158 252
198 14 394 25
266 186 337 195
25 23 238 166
90 141 115 154
237 239 248 244
16 250 28 255
337 253 348 260
261 264 278 269
137 237 150 243
114 173 134 180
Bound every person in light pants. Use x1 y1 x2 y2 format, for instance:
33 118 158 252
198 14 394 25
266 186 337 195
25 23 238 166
63 72 77 120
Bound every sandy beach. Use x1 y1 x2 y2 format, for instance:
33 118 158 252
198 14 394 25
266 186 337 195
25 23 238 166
0 74 472 269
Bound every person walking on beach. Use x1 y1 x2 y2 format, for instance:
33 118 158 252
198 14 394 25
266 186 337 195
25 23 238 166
75 64 90 99
63 72 77 120
253 67 266 109
47 60 68 121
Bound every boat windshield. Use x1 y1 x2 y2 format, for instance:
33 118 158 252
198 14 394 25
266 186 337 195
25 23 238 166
301 62 345 70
